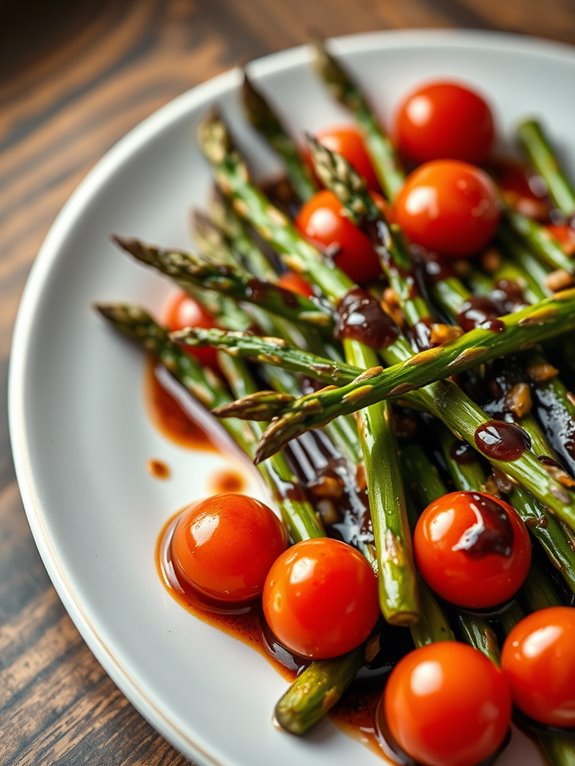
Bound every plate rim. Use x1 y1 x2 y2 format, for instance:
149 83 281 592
8 28 575 765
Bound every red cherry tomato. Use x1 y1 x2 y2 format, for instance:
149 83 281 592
414 491 531 609
395 81 495 165
383 642 511 766
262 538 379 659
171 493 287 604
501 606 575 728
548 224 575 255
276 270 314 297
164 291 219 371
493 159 550 221
314 126 380 191
393 160 501 257
296 190 383 284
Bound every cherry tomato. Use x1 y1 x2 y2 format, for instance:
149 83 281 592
164 291 219 371
262 538 379 659
414 491 531 609
493 159 550 220
501 606 575 728
383 642 511 766
296 190 383 284
395 81 495 165
276 270 314 297
548 223 575 255
314 126 380 191
171 493 287 604
393 160 500 257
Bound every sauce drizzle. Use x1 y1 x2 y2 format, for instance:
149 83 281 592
452 493 513 558
474 420 531 461
335 288 398 349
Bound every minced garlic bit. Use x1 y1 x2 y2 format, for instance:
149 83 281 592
545 268 575 292
430 323 464 346
527 361 559 382
505 382 533 418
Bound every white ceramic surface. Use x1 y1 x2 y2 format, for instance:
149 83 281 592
10 30 575 766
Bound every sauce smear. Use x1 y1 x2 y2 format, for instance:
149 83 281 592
474 420 531 461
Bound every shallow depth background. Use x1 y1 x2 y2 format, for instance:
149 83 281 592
1 1 575 764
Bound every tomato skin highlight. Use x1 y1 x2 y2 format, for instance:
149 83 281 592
395 81 495 165
276 270 314 297
393 160 501 257
171 493 287 604
501 606 575 728
383 642 511 766
413 491 531 609
296 190 382 284
164 291 219 371
314 126 380 191
262 538 379 659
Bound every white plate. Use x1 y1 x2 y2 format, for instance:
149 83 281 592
10 30 575 766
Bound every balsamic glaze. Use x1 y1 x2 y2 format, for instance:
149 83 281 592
452 492 513 558
335 288 399 349
450 441 476 465
532 384 575 476
457 296 505 333
474 420 531 461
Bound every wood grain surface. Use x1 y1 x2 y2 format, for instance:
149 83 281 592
1 1 574 764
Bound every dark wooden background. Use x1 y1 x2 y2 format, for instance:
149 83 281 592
1 1 574 763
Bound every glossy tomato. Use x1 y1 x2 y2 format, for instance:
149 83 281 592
314 126 380 191
548 223 575 255
414 491 531 609
395 81 495 165
171 493 287 604
501 606 575 728
164 290 219 371
262 538 379 659
296 190 382 284
276 270 314 297
393 160 500 257
383 642 511 766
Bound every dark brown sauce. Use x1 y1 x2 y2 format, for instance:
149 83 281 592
145 361 219 451
209 468 245 494
147 458 171 479
474 420 531 461
450 441 476 465
452 493 513 558
533 384 575 475
335 288 398 349
457 296 505 333
247 278 298 308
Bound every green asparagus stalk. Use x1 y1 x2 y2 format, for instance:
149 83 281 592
312 39 404 200
173 326 359 391
246 290 575 444
504 207 574 274
241 72 317 202
517 119 575 216
113 235 334 334
95 303 324 542
199 109 420 626
274 648 364 735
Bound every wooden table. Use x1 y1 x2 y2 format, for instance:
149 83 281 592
1 1 574 763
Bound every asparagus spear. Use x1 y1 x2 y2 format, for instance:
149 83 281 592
517 119 575 216
504 207 574 274
199 110 420 626
173 326 359 390
312 39 404 200
95 303 324 542
113 235 334 334
241 72 317 202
